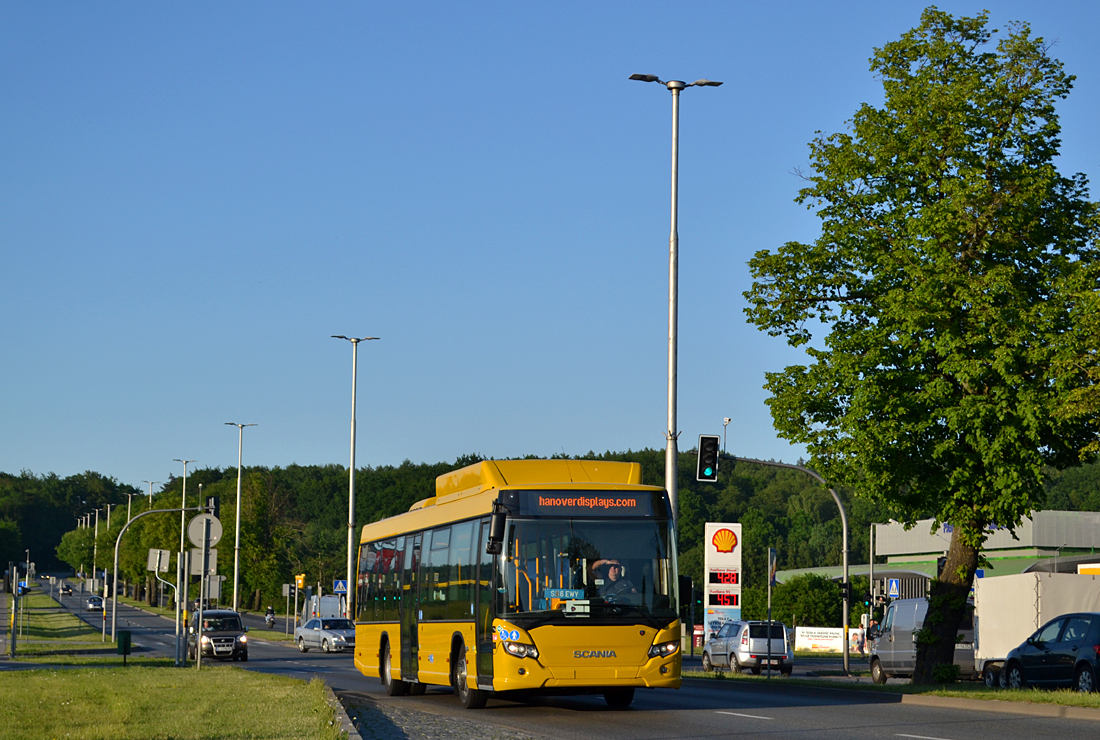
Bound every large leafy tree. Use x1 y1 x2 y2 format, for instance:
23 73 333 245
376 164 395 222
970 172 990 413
744 8 1099 683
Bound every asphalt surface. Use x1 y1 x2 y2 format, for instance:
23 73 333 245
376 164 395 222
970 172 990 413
14 580 1100 740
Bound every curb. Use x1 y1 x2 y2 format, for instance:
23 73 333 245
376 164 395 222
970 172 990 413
683 676 1100 721
899 693 1100 721
324 685 364 740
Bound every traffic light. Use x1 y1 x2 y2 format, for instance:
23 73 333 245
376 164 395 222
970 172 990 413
839 581 850 600
207 496 220 520
696 434 720 482
863 594 872 608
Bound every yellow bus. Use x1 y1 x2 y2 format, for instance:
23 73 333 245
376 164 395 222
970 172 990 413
353 459 681 709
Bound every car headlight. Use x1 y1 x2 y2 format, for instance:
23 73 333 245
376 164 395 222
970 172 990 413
333 635 346 642
502 641 539 659
200 636 210 644
648 640 679 658
237 635 247 643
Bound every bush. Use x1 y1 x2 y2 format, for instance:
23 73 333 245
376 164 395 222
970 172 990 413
931 663 960 684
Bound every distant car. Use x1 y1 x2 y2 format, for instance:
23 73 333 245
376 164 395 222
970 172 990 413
1002 612 1100 692
294 617 356 653
86 596 104 611
60 584 73 596
702 620 794 676
187 610 249 662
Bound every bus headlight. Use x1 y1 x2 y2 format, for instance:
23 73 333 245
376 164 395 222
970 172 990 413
648 640 679 658
503 641 539 659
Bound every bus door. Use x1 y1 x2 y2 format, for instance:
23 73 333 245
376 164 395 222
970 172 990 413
475 517 495 688
400 533 422 681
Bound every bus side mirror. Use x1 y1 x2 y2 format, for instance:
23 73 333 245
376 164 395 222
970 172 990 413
486 502 507 555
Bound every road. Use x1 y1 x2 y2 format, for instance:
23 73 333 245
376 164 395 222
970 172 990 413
39 581 1100 739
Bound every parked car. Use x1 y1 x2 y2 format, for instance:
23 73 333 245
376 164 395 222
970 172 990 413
85 596 104 611
868 597 975 684
1001 612 1100 692
187 610 249 662
294 617 356 653
701 620 793 676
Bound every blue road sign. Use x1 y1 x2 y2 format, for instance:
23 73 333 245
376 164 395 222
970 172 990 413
332 579 348 594
887 578 900 599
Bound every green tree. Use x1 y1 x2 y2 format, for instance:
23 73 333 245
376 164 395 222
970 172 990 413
744 8 1100 684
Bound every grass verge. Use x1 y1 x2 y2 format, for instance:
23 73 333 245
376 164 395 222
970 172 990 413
0 665 346 740
15 591 102 642
684 668 1100 708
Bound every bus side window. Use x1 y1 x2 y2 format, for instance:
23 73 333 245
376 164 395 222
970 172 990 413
356 544 373 623
424 526 451 620
449 520 476 620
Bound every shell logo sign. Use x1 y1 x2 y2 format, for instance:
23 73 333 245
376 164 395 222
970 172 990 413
711 528 738 553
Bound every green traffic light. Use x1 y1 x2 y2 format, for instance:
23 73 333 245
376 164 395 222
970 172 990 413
704 467 713 477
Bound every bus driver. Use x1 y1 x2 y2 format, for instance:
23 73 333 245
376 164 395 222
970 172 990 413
591 559 638 598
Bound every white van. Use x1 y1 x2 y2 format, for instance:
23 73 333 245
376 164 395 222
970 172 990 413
301 594 345 622
868 597 975 683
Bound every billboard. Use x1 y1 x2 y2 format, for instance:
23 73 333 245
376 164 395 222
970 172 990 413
703 522 742 644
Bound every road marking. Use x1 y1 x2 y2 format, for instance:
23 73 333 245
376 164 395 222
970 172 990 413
716 711 773 720
896 735 957 740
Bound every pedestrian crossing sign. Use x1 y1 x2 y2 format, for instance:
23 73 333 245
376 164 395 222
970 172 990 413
887 578 900 599
333 579 348 594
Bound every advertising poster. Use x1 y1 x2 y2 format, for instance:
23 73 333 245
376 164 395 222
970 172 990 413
703 522 742 644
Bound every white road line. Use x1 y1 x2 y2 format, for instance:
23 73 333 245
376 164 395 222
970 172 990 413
896 734 956 740
715 711 773 720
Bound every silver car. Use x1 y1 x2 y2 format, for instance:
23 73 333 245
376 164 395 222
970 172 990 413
294 617 356 653
702 620 794 676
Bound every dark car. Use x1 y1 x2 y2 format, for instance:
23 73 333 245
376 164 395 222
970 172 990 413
60 584 73 596
187 609 249 662
1002 612 1100 692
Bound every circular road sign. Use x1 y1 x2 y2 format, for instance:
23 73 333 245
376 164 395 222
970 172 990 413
187 514 223 548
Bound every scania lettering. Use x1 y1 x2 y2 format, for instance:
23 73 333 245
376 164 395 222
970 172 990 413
353 460 681 709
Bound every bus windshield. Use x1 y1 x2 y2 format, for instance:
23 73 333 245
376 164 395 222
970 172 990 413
501 518 677 626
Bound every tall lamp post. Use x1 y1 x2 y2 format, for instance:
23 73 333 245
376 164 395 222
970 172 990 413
629 73 722 522
143 481 160 511
728 453 851 674
332 334 379 615
225 422 257 612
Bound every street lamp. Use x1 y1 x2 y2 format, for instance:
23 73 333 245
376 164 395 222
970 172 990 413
723 417 731 454
629 73 722 522
225 423 257 612
332 334 379 615
143 481 160 511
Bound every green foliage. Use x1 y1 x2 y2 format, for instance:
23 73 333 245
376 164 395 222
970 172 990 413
743 6 1100 555
0 519 22 564
932 663 961 684
740 574 867 627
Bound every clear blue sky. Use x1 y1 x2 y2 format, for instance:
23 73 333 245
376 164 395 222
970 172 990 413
3 2 1098 490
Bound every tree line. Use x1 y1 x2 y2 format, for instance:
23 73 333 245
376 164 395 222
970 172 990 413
3 449 1094 614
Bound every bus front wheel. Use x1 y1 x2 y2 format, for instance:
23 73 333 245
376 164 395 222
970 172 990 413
453 641 488 709
603 687 634 709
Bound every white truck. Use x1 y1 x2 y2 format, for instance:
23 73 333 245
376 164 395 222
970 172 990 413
973 572 1100 686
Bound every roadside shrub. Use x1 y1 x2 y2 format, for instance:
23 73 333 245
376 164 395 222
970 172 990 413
931 663 960 683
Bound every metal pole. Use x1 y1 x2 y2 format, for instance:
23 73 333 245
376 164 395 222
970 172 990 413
197 515 211 670
348 340 357 613
723 417 731 455
144 481 159 512
665 81 682 523
226 423 255 612
730 454 850 674
333 335 377 617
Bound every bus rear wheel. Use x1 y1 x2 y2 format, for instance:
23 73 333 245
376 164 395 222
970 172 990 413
381 641 408 696
603 687 634 709
453 641 488 709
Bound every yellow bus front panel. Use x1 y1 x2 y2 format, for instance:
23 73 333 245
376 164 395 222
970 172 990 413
488 619 681 692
